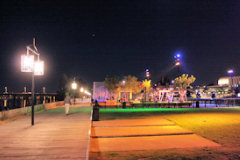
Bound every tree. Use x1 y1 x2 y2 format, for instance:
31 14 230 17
174 74 196 90
142 79 151 92
56 74 69 100
104 76 119 100
142 79 152 101
119 75 142 94
157 76 170 88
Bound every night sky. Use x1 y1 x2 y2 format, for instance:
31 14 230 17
1 0 240 92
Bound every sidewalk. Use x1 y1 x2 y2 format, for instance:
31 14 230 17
0 106 92 160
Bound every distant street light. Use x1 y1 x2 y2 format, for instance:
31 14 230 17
228 69 234 74
72 81 77 90
146 68 150 79
80 87 84 92
21 38 44 126
72 79 77 104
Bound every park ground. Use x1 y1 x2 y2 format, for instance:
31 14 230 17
90 107 240 160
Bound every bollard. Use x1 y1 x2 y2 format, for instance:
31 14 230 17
196 101 199 108
92 106 99 121
122 102 126 109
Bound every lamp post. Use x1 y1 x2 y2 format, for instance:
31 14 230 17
146 68 150 80
228 69 234 97
21 38 44 126
145 69 150 102
72 79 77 104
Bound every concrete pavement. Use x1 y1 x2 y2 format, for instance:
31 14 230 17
90 118 220 152
0 106 92 160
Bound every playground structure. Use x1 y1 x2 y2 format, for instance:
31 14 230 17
158 89 187 103
93 82 190 108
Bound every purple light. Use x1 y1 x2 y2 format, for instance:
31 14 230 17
154 84 157 87
176 54 181 58
146 69 149 72
228 70 234 74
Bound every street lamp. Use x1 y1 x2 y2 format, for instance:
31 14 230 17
228 69 234 97
146 68 150 79
174 53 181 75
80 87 84 92
72 80 77 104
21 38 44 126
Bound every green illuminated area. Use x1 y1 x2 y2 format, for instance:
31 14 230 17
100 107 240 113
99 107 240 120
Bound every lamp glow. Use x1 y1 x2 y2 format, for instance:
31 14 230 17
80 87 84 92
72 82 77 90
228 70 234 74
34 60 44 76
21 55 34 72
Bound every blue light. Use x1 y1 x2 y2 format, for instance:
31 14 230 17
174 52 182 59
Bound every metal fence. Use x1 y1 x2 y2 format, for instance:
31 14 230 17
189 98 240 108
0 93 57 111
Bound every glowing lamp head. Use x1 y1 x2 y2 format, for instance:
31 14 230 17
176 54 181 58
72 82 77 90
21 55 34 72
80 87 84 92
228 70 234 74
146 72 150 78
34 60 44 76
122 80 126 85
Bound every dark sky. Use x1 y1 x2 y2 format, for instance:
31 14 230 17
1 0 240 92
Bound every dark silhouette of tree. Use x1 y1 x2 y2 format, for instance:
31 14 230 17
56 74 69 100
104 76 119 100
157 76 170 88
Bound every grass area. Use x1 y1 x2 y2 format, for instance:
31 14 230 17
99 107 240 120
90 107 240 160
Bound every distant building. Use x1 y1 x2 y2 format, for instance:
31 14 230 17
93 82 109 102
218 76 240 87
93 82 133 102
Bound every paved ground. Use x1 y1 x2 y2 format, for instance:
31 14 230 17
0 106 92 160
90 118 220 152
91 125 193 138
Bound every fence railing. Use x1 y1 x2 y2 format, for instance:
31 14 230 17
189 98 240 107
0 93 57 111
